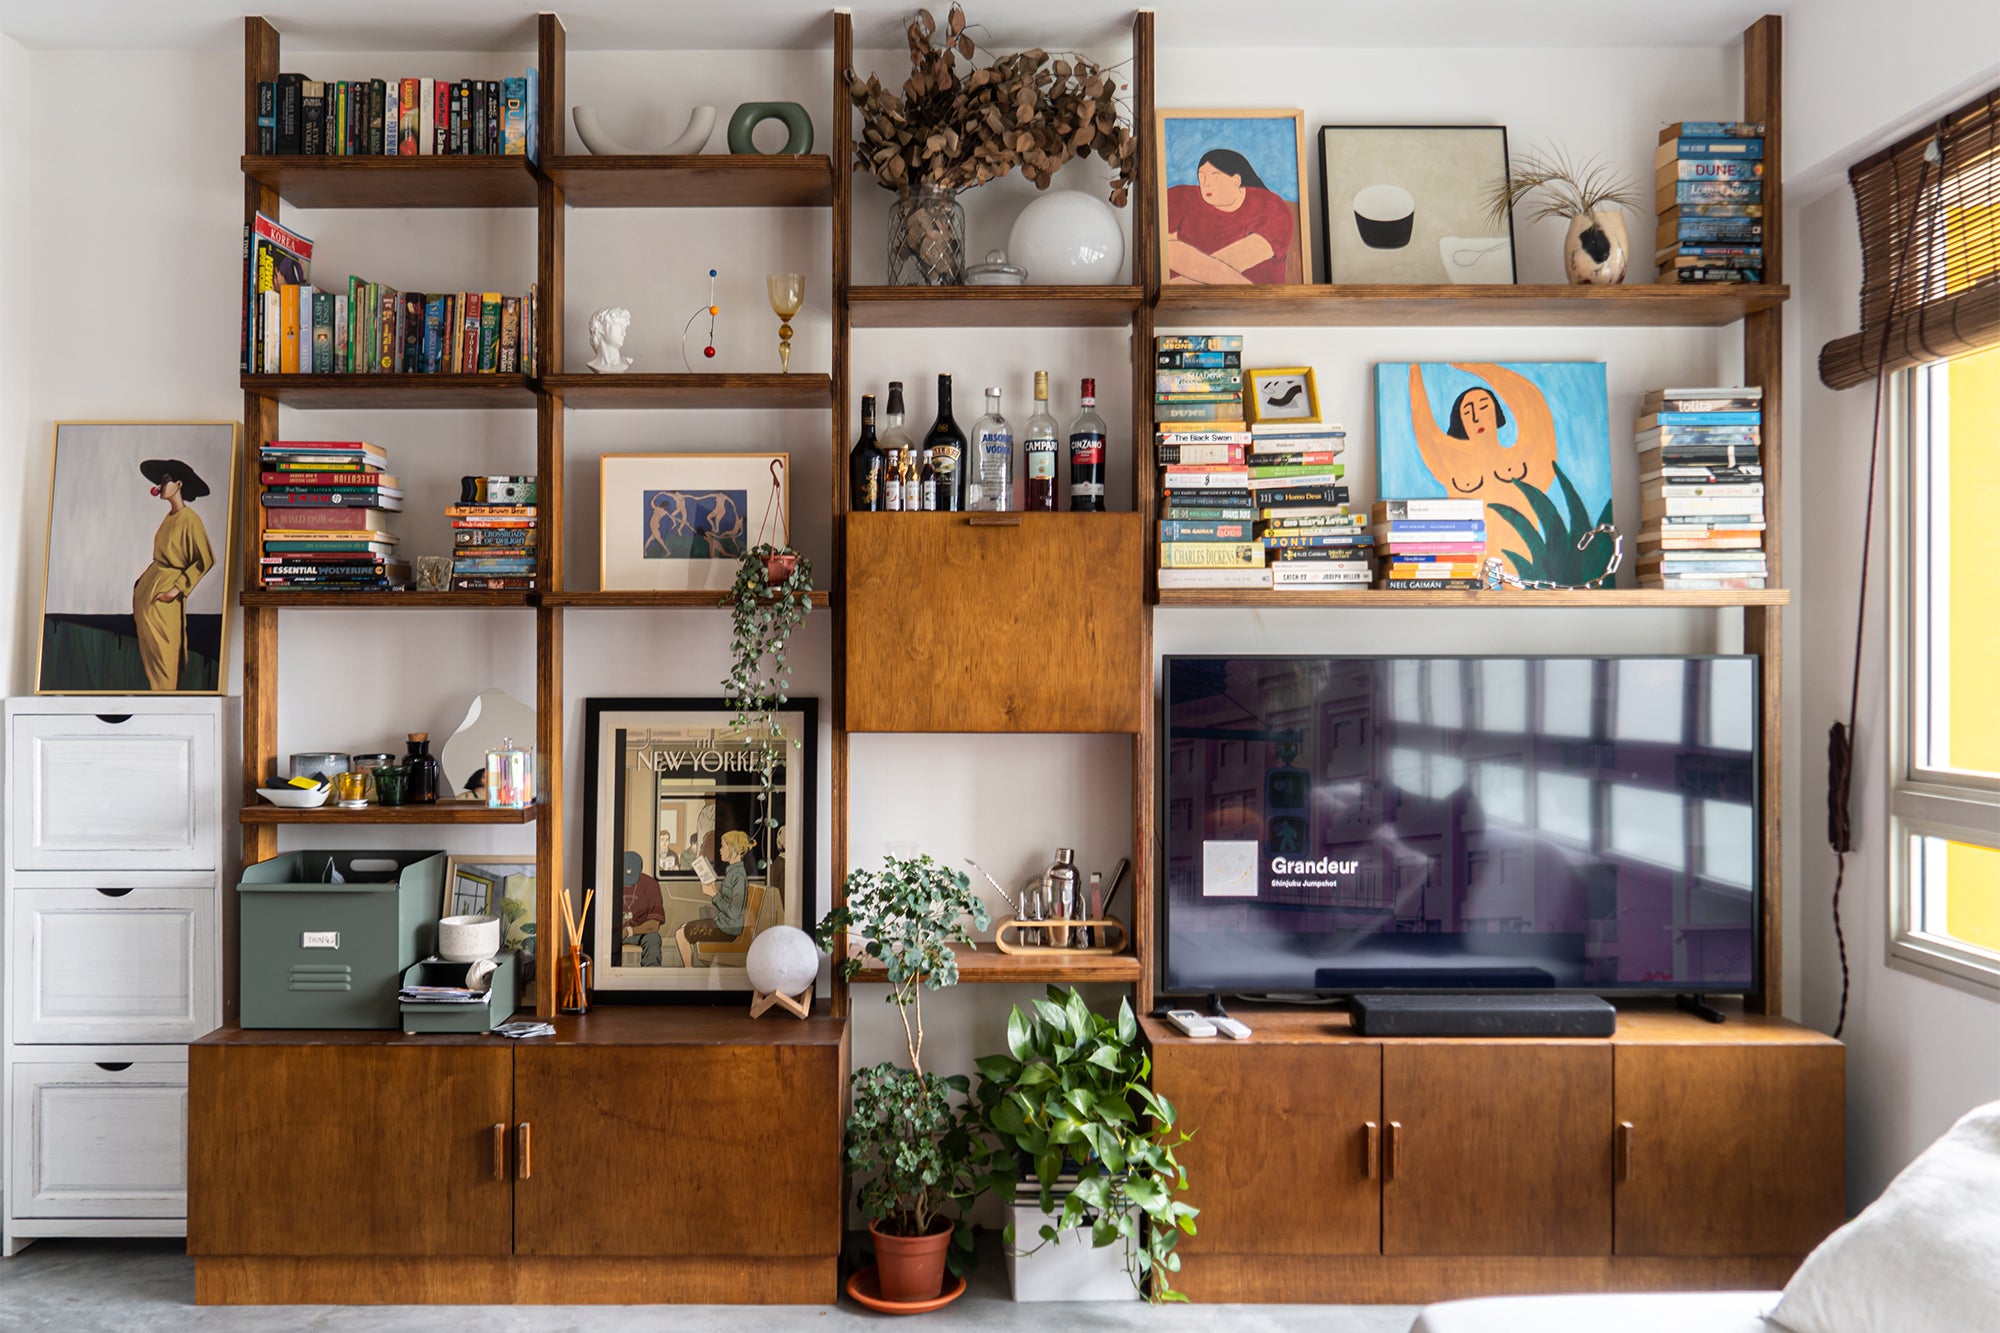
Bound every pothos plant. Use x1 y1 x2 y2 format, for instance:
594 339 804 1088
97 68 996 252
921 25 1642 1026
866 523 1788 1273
815 855 991 1268
721 544 813 827
972 986 1197 1303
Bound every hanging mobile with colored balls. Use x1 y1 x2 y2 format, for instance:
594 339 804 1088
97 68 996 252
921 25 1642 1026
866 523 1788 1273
680 268 721 372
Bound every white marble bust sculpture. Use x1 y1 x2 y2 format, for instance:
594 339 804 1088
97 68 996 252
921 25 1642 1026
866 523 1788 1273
587 306 636 374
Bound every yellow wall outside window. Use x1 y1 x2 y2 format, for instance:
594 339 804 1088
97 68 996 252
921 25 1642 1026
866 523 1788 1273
1945 342 2000 951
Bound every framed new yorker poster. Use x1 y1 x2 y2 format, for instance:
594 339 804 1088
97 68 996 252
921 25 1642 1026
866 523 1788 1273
599 452 790 593
582 697 817 1001
38 421 240 694
1157 109 1309 286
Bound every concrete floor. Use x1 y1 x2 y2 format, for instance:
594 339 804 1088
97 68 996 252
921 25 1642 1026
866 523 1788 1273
1 1238 1422 1333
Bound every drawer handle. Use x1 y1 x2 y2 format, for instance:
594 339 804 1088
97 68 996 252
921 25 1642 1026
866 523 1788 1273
1365 1121 1381 1180
966 513 1022 527
516 1122 531 1180
1386 1121 1403 1181
493 1124 507 1181
1617 1121 1635 1182
95 887 136 898
95 1062 133 1072
95 713 134 725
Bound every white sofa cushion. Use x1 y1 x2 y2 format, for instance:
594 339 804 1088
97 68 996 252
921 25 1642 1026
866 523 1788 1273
1409 1291 1780 1333
1769 1098 2000 1333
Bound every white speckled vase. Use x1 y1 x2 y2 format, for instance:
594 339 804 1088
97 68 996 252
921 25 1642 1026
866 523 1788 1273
1565 210 1630 285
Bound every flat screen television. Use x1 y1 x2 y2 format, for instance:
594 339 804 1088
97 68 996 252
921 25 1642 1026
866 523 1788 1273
1161 656 1760 996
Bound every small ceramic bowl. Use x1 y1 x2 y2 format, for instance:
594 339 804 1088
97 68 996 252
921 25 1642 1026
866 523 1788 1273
256 783 331 810
438 914 502 963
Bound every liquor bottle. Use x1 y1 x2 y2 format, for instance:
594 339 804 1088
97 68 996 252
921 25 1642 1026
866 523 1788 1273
970 386 1013 512
1068 376 1107 512
848 393 886 512
919 446 938 511
880 381 917 513
404 732 441 804
1023 370 1060 513
923 372 967 512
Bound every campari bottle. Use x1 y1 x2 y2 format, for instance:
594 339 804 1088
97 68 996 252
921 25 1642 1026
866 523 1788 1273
1023 370 1060 513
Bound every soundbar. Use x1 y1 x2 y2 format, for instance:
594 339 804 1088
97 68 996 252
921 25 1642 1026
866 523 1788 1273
1351 993 1617 1037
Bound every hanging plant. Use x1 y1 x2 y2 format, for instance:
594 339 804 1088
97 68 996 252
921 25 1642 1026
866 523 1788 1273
722 543 813 824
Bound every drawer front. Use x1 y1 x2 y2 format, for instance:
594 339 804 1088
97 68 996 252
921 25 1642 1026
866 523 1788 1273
11 713 219 871
11 888 217 1043
11 1058 189 1218
844 512 1145 733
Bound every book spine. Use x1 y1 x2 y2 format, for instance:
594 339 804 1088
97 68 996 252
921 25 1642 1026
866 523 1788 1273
502 78 528 154
1666 266 1763 283
1665 137 1764 158
1377 578 1482 590
256 80 277 153
240 224 254 374
469 81 485 153
433 80 449 154
449 81 464 155
1371 500 1488 520
1156 401 1249 422
1159 542 1265 568
525 66 539 163
263 290 280 372
499 297 521 373
279 283 302 373
1158 521 1253 541
398 78 420 154
1664 121 1764 139
478 293 502 372
377 287 398 372
1675 180 1763 204
401 292 424 374
1162 506 1256 521
424 298 447 374
298 81 324 155
275 72 303 153
1154 334 1244 352
1154 370 1245 393
1157 443 1244 466
309 291 334 373
332 294 347 371
368 78 387 155
452 577 538 590
1155 350 1242 369
346 276 363 372
460 295 482 372
261 472 398 486
487 79 502 154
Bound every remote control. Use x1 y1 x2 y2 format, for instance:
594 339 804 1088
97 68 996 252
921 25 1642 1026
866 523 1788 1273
1163 1009 1217 1038
1211 1016 1252 1040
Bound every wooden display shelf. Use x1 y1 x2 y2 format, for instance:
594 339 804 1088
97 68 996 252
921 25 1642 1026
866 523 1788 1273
848 285 1143 327
539 372 831 409
848 940 1142 985
1155 283 1790 328
243 590 534 609
240 155 540 209
1156 587 1791 609
544 589 831 608
540 154 834 207
241 374 536 408
240 799 541 825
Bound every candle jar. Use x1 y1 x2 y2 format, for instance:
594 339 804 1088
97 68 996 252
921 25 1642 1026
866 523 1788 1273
485 736 535 810
374 763 409 807
331 771 369 808
350 752 396 802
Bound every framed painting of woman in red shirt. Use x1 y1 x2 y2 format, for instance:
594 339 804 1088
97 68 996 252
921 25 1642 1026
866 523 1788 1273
1156 109 1308 286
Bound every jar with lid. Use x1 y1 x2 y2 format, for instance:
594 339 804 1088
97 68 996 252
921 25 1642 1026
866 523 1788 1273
403 732 442 804
486 736 535 810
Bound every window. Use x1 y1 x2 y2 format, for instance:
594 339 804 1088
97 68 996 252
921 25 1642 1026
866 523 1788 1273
1892 346 2000 993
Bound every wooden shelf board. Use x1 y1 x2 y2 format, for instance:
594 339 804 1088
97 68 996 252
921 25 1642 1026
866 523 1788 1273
240 799 541 825
848 941 1142 985
544 589 831 608
849 285 1143 328
540 373 831 409
242 374 536 408
242 590 534 609
1156 587 1790 609
1155 283 1790 328
241 155 539 209
541 154 833 207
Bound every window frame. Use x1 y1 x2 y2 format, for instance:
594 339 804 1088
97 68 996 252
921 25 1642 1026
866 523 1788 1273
1887 361 2000 997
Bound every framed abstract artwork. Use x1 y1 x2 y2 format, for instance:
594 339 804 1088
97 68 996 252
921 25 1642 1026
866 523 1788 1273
1245 367 1322 425
1157 109 1309 286
38 421 240 694
1319 126 1516 284
598 453 790 592
581 697 817 1001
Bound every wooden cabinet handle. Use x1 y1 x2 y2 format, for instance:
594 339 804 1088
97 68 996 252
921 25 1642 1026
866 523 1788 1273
1616 1121 1635 1182
492 1124 507 1181
1386 1121 1403 1181
515 1122 531 1180
966 513 1022 527
1365 1121 1381 1180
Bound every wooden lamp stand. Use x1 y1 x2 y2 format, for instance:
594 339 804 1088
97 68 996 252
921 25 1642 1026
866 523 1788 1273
750 986 813 1019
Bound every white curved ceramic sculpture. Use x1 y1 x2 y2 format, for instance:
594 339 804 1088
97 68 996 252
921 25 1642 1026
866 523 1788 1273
572 105 715 156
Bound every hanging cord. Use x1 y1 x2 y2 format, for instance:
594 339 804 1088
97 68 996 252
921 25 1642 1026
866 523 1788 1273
757 458 788 549
1826 130 1942 1039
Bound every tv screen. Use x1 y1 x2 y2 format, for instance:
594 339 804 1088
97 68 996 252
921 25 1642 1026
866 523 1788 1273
1162 656 1759 995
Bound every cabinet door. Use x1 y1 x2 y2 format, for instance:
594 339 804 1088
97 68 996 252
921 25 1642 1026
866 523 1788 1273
844 512 1145 733
1158 1040 1382 1256
11 712 219 871
1614 1043 1845 1256
10 1058 188 1218
1382 1043 1612 1256
12 887 216 1043
186 1043 513 1257
512 1041 843 1257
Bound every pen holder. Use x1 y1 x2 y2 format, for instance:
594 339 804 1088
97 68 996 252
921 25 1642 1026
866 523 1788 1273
992 917 1128 956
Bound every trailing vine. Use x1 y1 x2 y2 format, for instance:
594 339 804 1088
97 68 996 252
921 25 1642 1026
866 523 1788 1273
722 543 813 826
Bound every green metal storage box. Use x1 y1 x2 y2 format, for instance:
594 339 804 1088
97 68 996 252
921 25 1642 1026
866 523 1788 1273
399 954 519 1034
239 851 445 1029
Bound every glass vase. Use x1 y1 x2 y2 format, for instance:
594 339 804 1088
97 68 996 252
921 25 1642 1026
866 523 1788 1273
887 184 965 287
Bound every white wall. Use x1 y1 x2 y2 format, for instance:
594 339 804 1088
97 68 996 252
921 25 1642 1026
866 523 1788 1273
0 34 28 694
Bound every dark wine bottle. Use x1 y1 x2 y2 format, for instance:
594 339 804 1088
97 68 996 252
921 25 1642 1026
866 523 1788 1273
922 373 967 512
849 393 886 511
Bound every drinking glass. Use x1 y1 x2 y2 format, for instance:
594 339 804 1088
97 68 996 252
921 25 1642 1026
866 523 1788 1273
766 273 805 373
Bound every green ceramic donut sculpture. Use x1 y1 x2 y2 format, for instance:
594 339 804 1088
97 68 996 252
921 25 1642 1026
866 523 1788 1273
726 101 814 155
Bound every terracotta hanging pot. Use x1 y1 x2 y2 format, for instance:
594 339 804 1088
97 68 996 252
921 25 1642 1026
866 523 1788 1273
763 551 798 585
869 1217 952 1303
1565 210 1630 285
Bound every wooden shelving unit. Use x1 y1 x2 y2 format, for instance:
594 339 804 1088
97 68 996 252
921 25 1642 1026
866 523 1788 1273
539 372 831 409
544 589 832 608
1155 282 1789 328
240 154 540 209
240 799 541 825
849 942 1144 986
241 590 534 609
847 285 1144 327
241 374 535 409
1157 587 1791 609
541 154 834 207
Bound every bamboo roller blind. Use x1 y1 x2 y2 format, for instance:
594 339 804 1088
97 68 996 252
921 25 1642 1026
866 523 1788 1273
1820 87 2000 389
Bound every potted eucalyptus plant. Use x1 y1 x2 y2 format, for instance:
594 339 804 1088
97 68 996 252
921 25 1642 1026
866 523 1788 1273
973 986 1197 1303
816 854 991 1306
722 545 812 824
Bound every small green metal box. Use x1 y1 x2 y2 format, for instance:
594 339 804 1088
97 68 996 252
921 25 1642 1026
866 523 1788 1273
399 954 519 1034
239 851 445 1029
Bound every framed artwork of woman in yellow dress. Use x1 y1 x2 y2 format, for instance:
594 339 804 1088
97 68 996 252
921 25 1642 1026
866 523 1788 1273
37 422 239 694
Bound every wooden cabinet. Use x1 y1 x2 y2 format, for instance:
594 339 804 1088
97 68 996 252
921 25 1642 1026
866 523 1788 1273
1383 1043 1611 1257
843 512 1146 734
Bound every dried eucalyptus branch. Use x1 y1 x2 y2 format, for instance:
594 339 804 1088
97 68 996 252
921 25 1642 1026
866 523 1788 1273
1486 144 1642 227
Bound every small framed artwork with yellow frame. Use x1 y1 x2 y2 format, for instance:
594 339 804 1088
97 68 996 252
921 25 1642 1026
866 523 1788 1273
1245 367 1321 425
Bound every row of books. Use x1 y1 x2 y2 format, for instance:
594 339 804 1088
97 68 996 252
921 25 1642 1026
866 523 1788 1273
259 440 408 591
1654 120 1765 285
243 212 536 376
259 72 538 157
452 477 540 592
1634 387 1767 589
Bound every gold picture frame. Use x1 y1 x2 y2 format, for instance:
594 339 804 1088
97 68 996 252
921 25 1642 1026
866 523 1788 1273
1156 108 1310 286
1245 367 1322 425
37 421 241 695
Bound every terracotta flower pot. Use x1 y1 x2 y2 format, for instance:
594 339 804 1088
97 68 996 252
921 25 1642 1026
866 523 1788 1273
870 1217 952 1303
763 551 798 585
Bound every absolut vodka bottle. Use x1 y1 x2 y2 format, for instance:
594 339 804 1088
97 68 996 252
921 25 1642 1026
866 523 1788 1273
969 386 1013 511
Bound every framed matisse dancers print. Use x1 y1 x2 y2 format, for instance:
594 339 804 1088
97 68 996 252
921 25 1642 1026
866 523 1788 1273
598 452 790 593
1157 109 1309 286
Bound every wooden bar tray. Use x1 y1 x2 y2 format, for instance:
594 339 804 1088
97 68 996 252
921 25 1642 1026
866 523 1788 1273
991 917 1128 956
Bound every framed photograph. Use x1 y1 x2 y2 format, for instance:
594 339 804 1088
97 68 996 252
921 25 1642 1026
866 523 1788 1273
1245 367 1322 425
582 697 817 1001
443 856 537 976
38 421 240 694
599 452 790 593
1318 126 1517 285
1157 109 1309 286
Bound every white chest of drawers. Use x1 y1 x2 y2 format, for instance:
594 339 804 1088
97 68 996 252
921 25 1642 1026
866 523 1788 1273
3 698 233 1255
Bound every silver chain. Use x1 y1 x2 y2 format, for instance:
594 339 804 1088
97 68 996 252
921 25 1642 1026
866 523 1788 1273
1481 524 1624 591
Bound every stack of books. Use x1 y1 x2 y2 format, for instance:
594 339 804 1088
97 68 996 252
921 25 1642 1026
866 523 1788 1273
1253 422 1364 588
259 440 407 591
1156 334 1267 589
1635 387 1767 589
450 479 539 592
1153 334 1244 425
1654 121 1765 284
260 71 538 157
1370 500 1487 590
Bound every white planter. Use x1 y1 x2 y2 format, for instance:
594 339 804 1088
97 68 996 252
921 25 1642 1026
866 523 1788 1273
1004 1201 1140 1302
